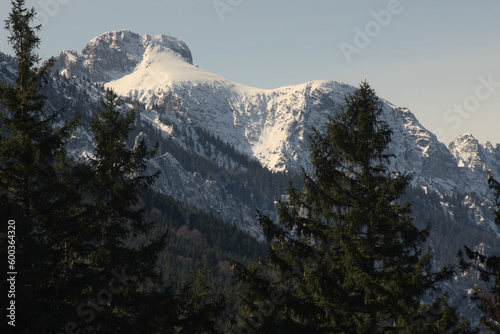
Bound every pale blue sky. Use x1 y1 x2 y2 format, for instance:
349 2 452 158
1 0 499 144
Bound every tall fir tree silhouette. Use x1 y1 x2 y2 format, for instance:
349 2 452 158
0 0 81 331
233 82 452 333
459 173 500 333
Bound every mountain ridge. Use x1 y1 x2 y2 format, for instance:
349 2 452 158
48 30 500 237
3 29 500 239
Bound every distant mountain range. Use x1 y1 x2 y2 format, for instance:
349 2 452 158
2 30 500 320
48 30 499 235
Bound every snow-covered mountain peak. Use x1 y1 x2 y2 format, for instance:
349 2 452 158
449 133 500 184
52 30 193 83
107 37 229 99
141 33 193 64
449 133 485 171
451 133 477 144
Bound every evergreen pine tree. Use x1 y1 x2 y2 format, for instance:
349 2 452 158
234 81 452 333
78 88 167 332
88 88 163 276
0 1 80 332
459 173 500 333
410 294 478 334
84 89 226 333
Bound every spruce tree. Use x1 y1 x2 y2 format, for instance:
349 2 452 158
76 88 167 332
84 89 226 333
459 174 500 333
234 81 451 333
88 88 163 277
0 1 80 332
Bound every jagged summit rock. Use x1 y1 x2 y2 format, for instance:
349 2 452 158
449 133 486 172
52 29 193 82
449 133 500 200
